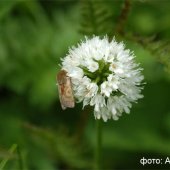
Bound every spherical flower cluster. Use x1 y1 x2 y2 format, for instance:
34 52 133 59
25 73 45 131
61 36 144 121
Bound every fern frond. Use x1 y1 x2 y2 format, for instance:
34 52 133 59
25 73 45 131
126 34 170 74
79 0 113 36
147 40 170 73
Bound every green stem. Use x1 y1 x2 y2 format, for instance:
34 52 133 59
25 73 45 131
0 144 17 170
94 119 102 170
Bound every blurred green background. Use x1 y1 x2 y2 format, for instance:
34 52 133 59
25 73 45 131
0 0 170 169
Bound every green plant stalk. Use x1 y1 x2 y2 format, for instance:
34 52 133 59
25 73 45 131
0 144 17 170
115 0 132 35
17 146 25 170
94 119 102 170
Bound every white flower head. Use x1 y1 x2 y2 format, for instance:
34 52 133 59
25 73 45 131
61 36 144 122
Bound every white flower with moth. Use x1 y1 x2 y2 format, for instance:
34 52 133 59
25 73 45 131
60 36 144 122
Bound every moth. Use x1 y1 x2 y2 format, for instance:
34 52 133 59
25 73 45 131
57 70 75 110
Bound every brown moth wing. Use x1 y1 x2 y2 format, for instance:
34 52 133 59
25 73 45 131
57 70 75 110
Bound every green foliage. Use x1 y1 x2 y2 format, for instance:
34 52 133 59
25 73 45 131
125 34 170 75
140 38 170 74
0 0 170 169
0 1 18 20
0 1 80 109
79 0 114 36
24 123 91 169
